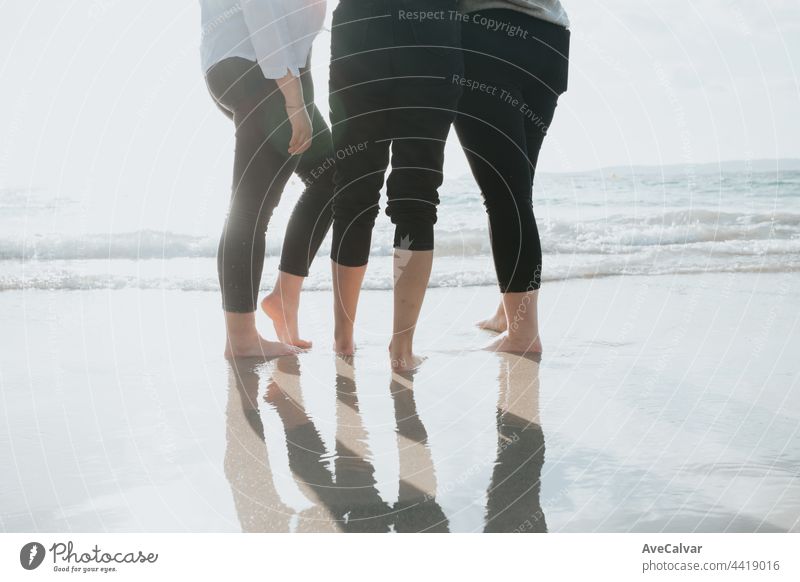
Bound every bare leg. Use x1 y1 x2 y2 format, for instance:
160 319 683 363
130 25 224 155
261 271 312 349
223 311 300 358
485 290 543 354
332 261 367 355
389 249 432 371
477 300 507 333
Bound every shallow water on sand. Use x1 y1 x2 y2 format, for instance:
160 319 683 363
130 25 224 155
1 273 798 532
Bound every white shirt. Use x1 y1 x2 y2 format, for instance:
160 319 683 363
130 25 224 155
199 0 326 79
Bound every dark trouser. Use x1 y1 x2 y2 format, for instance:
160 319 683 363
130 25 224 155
454 10 570 293
329 0 463 266
484 422 547 533
205 57 335 312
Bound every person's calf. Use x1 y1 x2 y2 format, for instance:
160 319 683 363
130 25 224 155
390 248 434 371
332 260 367 355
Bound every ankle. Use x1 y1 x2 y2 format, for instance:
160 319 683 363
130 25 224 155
334 327 353 343
269 290 298 305
506 327 540 343
389 337 414 355
262 291 285 308
226 324 258 338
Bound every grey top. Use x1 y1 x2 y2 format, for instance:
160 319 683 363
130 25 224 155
459 0 569 28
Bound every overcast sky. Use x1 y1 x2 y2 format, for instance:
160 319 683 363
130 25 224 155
1 0 798 202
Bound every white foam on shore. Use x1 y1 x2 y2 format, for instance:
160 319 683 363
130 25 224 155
2 252 798 291
3 168 799 290
2 208 798 260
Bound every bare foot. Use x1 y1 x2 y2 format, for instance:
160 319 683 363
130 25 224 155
483 332 543 355
389 344 427 372
477 313 508 333
476 302 507 333
224 333 301 359
261 292 312 349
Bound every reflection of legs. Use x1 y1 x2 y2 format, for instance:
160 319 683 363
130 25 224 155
484 353 546 533
263 103 335 349
224 358 292 532
385 104 454 369
265 356 392 531
390 371 450 532
264 357 339 528
329 89 391 355
333 356 393 532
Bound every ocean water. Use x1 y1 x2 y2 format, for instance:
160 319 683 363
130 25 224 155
2 164 799 292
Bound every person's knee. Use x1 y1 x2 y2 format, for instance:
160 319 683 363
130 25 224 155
473 165 532 211
482 186 532 214
224 200 275 235
333 201 380 234
332 175 383 225
299 165 336 207
330 206 376 266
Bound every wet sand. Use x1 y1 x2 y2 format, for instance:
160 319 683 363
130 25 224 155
1 272 798 532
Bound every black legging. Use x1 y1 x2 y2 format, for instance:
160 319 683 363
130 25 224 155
205 57 335 313
454 10 570 293
328 0 463 266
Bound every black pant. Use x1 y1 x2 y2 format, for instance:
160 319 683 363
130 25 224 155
206 58 335 312
329 0 463 266
484 423 547 533
454 10 570 292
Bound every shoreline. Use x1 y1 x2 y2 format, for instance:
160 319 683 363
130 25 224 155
3 259 800 294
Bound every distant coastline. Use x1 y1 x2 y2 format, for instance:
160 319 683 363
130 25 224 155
542 157 800 177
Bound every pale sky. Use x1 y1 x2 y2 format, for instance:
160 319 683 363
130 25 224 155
1 0 798 204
